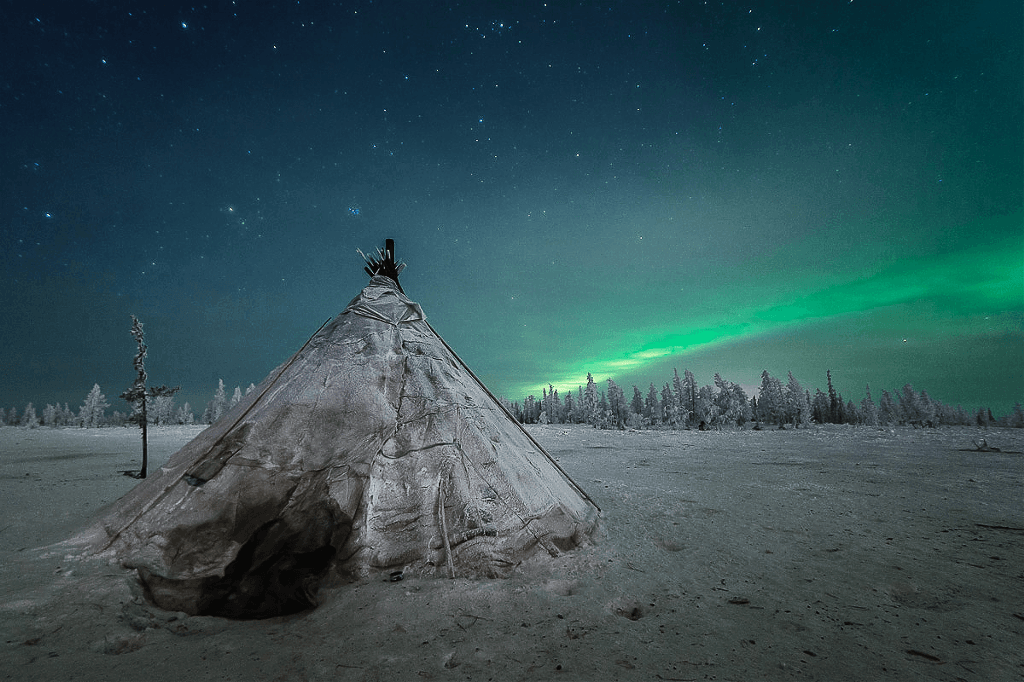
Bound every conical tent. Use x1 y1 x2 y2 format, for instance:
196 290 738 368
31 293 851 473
80 248 599 618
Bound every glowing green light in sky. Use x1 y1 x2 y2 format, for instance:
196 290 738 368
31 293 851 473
513 219 1023 399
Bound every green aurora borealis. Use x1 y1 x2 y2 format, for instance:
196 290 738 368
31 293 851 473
495 213 1022 412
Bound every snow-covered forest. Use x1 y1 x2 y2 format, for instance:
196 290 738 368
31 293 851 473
0 379 254 429
503 369 1024 430
2 369 1021 430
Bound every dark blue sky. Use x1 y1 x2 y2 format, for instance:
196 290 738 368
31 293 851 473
2 1 1021 417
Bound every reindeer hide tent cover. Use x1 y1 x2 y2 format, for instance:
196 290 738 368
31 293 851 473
81 275 599 618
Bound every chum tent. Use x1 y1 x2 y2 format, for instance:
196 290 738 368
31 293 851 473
75 240 600 618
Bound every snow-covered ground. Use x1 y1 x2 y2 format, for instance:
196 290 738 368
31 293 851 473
1 424 1021 681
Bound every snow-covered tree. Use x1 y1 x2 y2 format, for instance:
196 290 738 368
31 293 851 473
583 373 599 426
631 386 644 420
547 385 563 424
645 383 661 425
204 379 228 424
673 369 698 428
230 385 243 410
537 386 552 424
758 371 785 426
661 383 677 426
897 384 922 426
809 389 827 424
695 384 718 428
21 403 40 428
724 385 746 425
563 389 576 424
671 370 684 425
713 374 731 425
42 404 58 427
878 389 898 426
917 390 937 427
151 394 177 425
605 379 627 429
940 404 956 425
826 370 841 424
212 379 227 419
845 399 858 424
120 315 179 478
941 403 966 426
56 404 72 426
79 383 109 428
784 372 810 428
712 374 748 427
860 384 879 426
523 395 538 424
1010 403 1024 428
175 402 195 425
733 383 752 425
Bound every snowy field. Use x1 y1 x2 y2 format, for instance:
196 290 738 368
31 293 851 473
1 424 1022 681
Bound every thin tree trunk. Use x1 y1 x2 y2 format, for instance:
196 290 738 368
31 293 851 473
140 394 148 479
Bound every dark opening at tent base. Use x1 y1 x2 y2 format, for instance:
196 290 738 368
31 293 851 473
138 522 340 619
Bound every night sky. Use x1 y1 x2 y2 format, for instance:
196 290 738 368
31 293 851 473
2 1 1022 418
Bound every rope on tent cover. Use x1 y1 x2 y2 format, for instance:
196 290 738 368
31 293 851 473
437 476 457 579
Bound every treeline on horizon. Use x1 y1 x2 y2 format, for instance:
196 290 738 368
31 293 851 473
501 369 1024 431
0 379 254 429
2 370 1021 431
